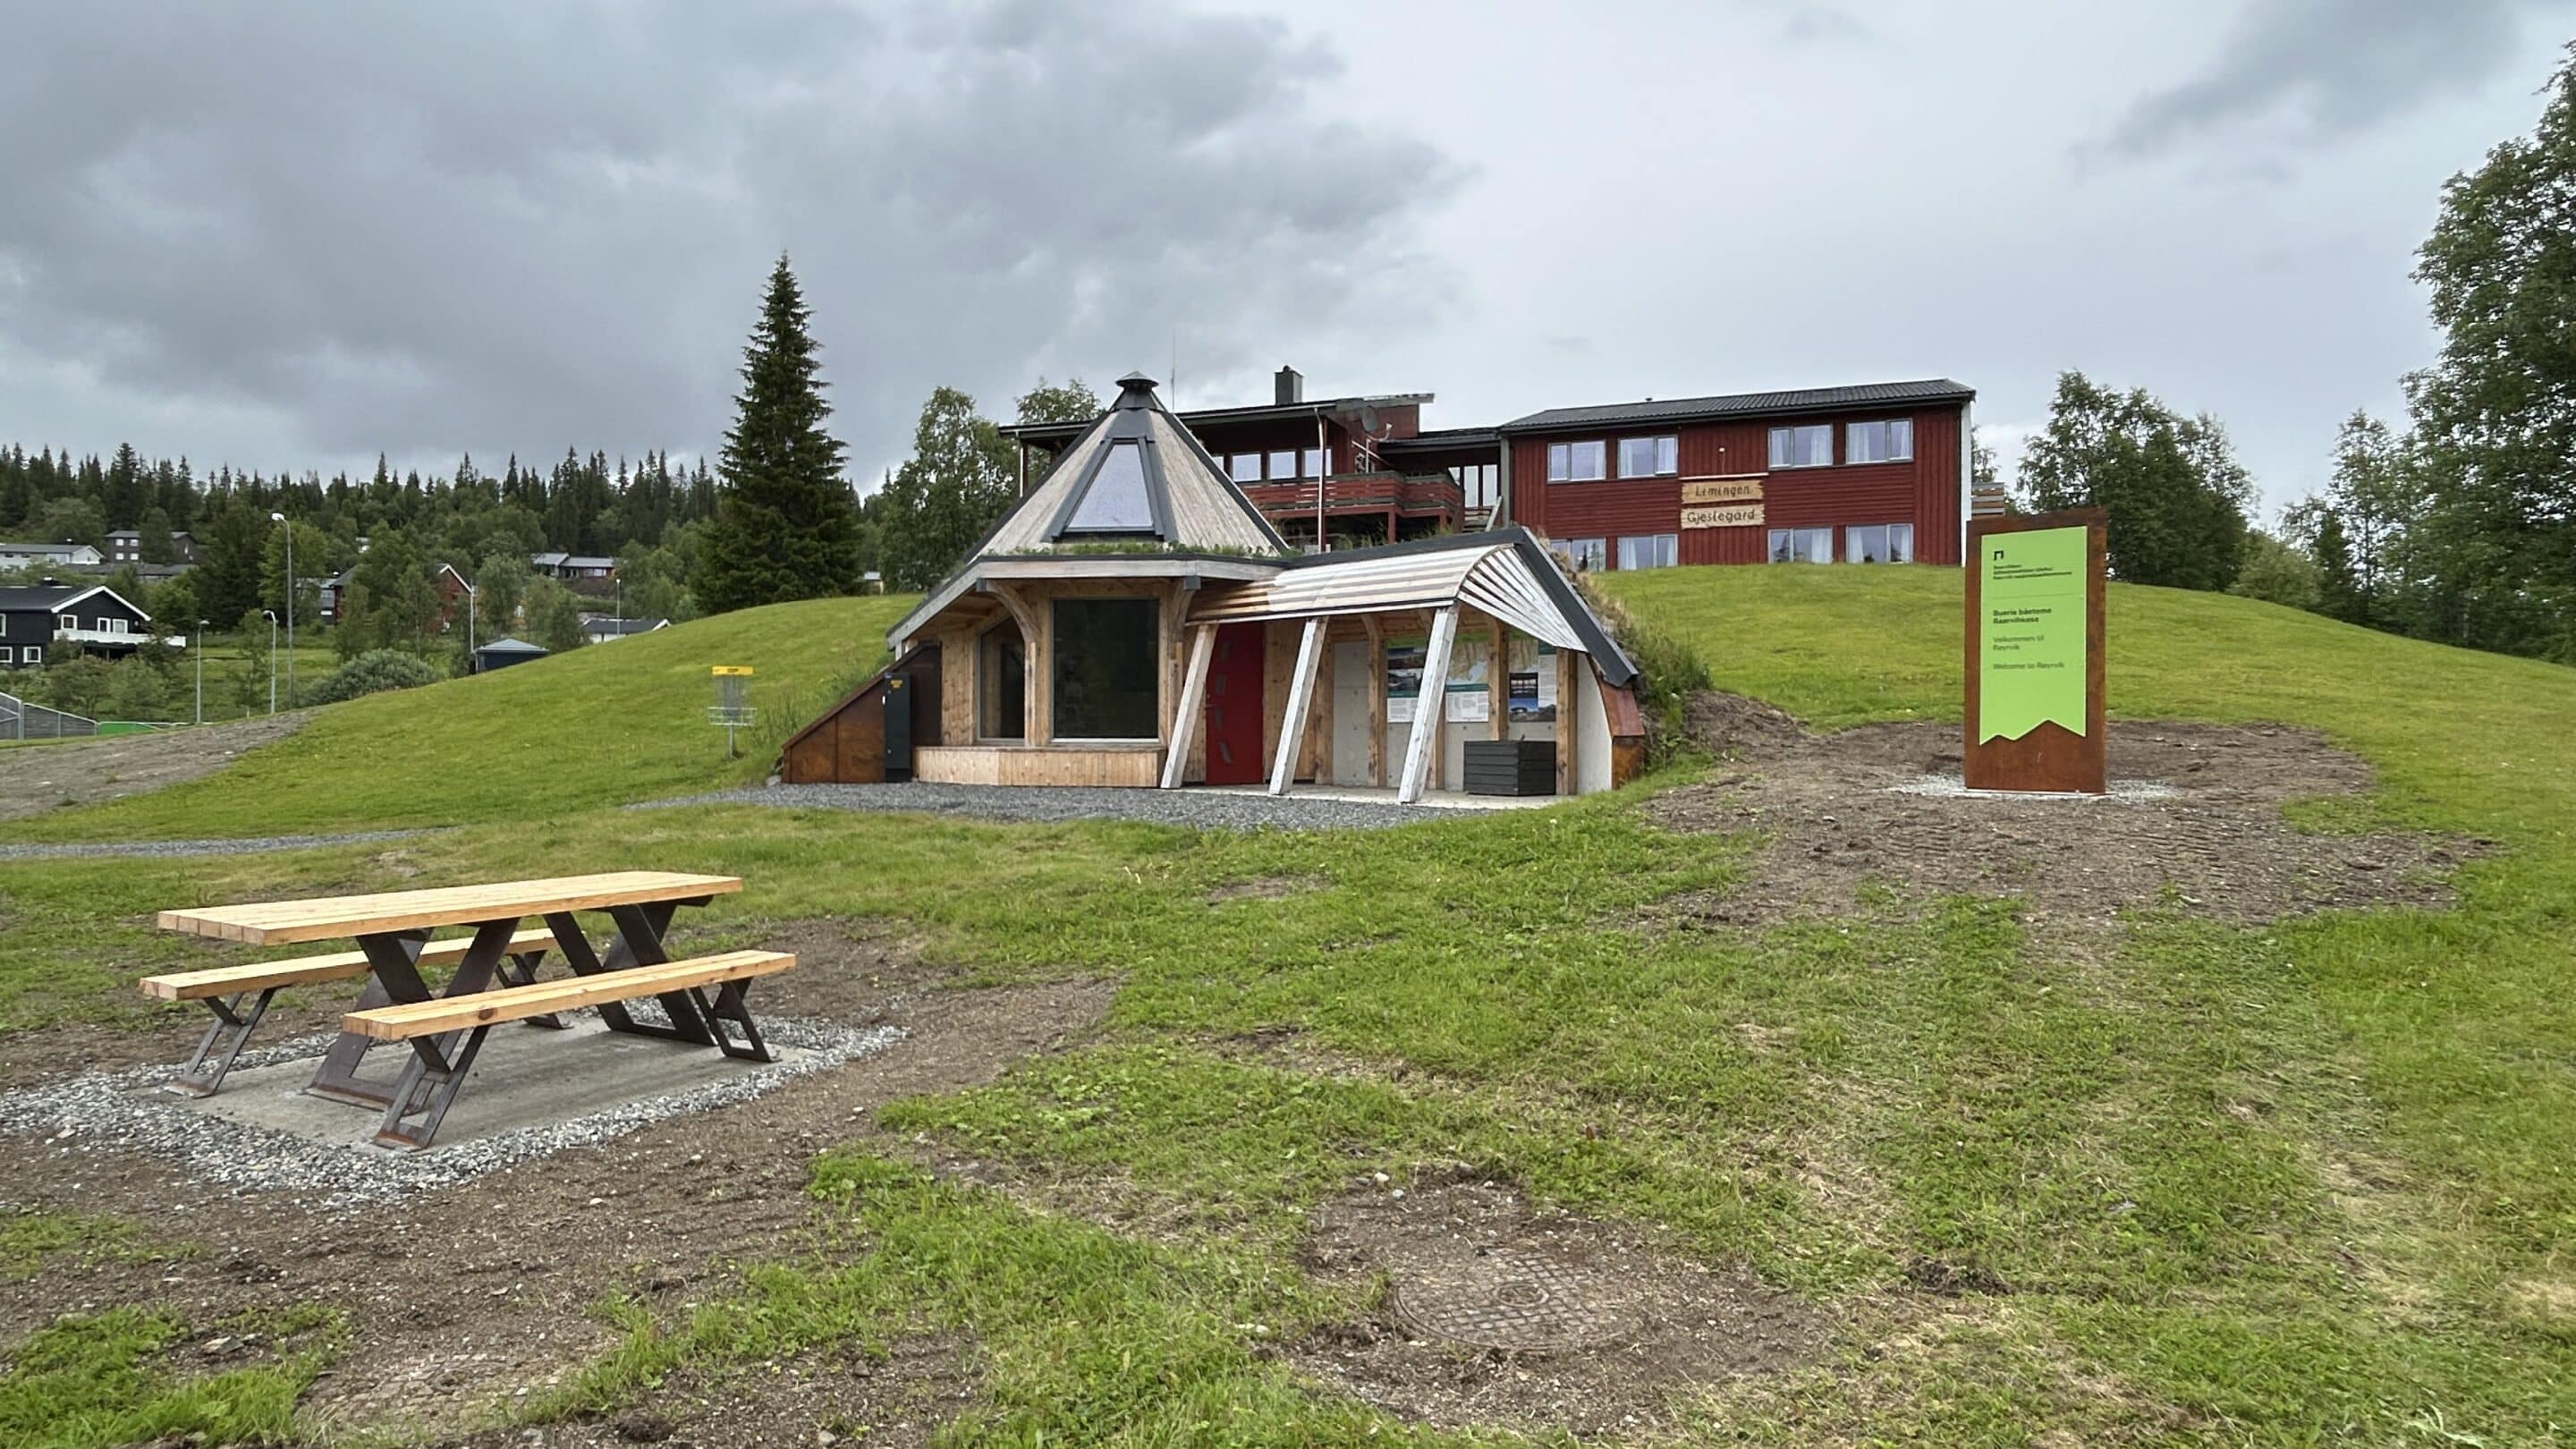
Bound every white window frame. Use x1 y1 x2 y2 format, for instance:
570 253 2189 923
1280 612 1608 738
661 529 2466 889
1768 425 1834 470
1228 453 1262 484
1546 440 1606 483
1617 436 1679 479
0 647 13 665
106 616 128 634
1846 419 1914 465
22 645 39 665
59 614 77 632
1843 522 1915 564
1555 536 1608 572
1617 533 1679 570
1267 450 1298 481
1301 447 1326 479
1767 527 1835 564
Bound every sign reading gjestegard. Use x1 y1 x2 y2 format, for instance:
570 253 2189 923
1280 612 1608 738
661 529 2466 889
1977 525 2088 743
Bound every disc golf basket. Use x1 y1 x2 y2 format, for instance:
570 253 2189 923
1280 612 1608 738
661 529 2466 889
709 665 757 757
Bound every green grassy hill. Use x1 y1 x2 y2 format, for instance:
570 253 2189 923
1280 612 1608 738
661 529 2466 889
19 594 918 841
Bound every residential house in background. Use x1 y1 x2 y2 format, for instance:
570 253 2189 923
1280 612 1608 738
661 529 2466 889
318 565 355 624
0 540 106 571
319 561 471 629
0 582 160 670
105 530 143 564
580 615 670 645
1001 368 1976 572
531 552 615 582
470 637 549 674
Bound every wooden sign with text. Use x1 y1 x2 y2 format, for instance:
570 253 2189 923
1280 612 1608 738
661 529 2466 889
1681 476 1765 505
1963 509 2106 793
1681 504 1764 530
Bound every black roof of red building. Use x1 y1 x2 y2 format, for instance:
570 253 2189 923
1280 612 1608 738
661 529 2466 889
1500 378 1974 434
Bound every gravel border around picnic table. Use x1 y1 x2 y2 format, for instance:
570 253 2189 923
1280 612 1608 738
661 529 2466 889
638 782 1495 831
0 828 436 861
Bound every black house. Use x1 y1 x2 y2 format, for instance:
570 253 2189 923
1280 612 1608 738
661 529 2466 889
0 583 156 671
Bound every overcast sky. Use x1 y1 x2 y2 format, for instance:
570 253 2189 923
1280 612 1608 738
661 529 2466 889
3 0 2571 516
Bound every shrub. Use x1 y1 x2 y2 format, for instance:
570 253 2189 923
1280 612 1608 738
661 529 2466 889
1573 574 1712 767
304 648 439 706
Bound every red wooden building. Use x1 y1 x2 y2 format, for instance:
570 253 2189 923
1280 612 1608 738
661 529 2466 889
1499 379 1975 569
1001 371 1974 571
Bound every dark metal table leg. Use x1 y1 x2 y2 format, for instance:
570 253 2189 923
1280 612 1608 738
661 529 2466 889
372 1024 494 1151
166 987 280 1097
305 928 431 1108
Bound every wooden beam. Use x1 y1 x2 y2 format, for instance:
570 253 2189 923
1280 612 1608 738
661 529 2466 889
1489 617 1509 741
1399 606 1458 804
1363 614 1385 788
1556 646 1578 796
1163 623 1216 789
1269 617 1326 796
985 581 1046 745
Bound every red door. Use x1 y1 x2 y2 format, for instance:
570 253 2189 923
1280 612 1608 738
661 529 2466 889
1203 623 1266 785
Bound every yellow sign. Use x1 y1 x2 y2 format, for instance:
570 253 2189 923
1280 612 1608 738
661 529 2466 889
712 665 754 676
1682 504 1764 530
1681 477 1765 505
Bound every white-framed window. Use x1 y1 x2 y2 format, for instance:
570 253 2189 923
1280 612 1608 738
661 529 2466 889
1768 527 1834 563
1449 462 1499 511
1546 440 1606 482
1768 425 1833 469
22 646 39 665
1844 522 1915 564
58 614 76 632
0 647 13 665
1618 436 1678 479
1553 536 1608 572
106 617 129 634
1846 419 1914 464
1228 453 1262 484
1301 447 1326 479
1618 533 1679 570
1267 450 1298 480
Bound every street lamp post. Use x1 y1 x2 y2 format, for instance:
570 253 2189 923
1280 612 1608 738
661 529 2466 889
260 609 278 716
270 512 292 708
462 579 479 674
194 619 208 725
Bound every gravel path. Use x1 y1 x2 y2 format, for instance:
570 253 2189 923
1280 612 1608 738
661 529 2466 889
641 782 1502 831
0 828 433 861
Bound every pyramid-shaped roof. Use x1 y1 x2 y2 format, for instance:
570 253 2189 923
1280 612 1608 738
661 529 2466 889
979 373 1286 555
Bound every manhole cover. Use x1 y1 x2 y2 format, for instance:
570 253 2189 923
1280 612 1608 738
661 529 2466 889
1392 1249 1632 1352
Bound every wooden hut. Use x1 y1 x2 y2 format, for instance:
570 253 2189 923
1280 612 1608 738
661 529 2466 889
780 373 1644 801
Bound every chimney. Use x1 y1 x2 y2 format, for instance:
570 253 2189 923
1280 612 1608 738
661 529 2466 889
1275 365 1303 406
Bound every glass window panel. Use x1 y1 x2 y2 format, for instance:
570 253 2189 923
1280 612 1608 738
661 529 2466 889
1890 522 1914 561
1547 443 1570 482
1845 525 1881 564
1571 441 1606 480
1770 426 1832 468
1657 436 1677 475
1051 597 1159 739
1805 528 1834 563
1618 534 1678 569
1229 453 1261 483
1301 448 1325 479
1618 437 1656 478
1063 441 1157 532
1267 450 1298 479
1769 529 1792 563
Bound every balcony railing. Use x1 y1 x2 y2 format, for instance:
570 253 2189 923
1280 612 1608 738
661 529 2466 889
55 627 184 648
1242 471 1470 520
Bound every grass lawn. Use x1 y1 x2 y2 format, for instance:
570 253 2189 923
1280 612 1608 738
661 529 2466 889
2 568 2572 1444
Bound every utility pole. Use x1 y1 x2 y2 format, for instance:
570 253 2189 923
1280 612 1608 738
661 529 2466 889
270 512 293 708
462 579 478 674
261 609 278 715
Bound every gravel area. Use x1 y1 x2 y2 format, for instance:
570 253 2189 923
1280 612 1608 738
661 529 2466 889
0 828 434 861
642 782 1487 831
0 1013 901 1206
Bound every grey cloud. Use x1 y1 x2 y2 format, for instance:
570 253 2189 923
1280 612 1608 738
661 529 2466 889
2094 0 2572 162
0 1 1463 472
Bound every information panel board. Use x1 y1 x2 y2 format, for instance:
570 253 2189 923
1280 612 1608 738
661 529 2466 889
1964 510 2105 792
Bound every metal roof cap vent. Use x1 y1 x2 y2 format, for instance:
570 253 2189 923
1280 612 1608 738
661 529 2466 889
1114 371 1159 408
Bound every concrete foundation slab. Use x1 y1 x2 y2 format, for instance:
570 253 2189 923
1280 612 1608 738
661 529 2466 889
187 1019 813 1153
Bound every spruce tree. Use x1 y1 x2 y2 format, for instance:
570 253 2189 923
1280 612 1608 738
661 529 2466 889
697 256 861 612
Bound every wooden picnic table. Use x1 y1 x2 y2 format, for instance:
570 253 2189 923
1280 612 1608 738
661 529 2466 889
150 870 778 1148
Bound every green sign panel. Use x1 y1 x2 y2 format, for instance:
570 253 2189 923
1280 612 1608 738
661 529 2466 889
1979 525 2089 743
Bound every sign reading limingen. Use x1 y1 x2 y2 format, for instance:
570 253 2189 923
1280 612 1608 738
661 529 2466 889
1977 525 2089 743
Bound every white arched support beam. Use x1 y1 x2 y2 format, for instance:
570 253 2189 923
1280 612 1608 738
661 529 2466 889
1397 606 1459 805
1268 616 1326 797
1161 623 1217 790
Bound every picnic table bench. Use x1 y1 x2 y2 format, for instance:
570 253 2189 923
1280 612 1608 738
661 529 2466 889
145 871 794 1149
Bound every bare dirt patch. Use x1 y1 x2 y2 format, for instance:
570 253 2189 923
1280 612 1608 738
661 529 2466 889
1650 699 2487 929
0 712 307 821
443 1336 977 1449
1 919 1115 1443
1287 1169 1823 1437
1206 875 1329 905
